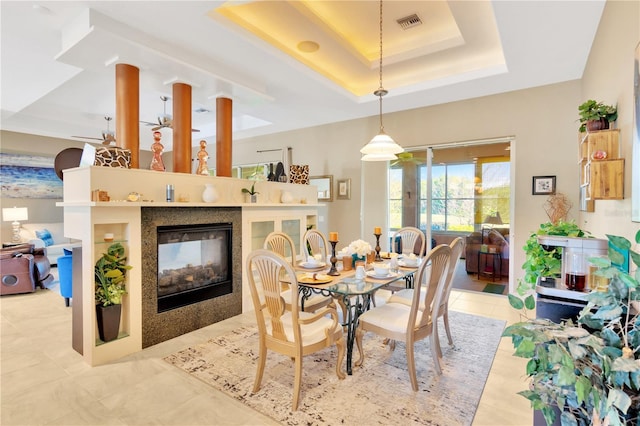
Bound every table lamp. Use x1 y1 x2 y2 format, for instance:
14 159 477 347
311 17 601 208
482 212 503 244
3 207 28 243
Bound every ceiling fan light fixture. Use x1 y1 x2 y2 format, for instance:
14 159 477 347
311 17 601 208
360 0 403 162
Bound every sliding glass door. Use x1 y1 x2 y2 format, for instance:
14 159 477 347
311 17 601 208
388 140 511 237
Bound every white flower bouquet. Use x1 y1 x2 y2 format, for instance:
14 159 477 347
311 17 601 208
347 239 372 258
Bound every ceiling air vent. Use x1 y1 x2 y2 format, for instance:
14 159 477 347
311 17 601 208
396 14 422 30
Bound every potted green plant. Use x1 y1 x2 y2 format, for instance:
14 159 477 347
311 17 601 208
242 182 259 203
95 242 131 342
578 99 618 133
504 231 640 425
518 221 589 298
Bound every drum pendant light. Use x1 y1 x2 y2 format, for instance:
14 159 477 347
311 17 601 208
361 0 403 162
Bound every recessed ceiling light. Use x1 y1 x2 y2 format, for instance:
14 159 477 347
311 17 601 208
297 41 319 53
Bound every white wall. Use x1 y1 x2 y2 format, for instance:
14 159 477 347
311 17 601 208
578 0 640 239
236 79 582 289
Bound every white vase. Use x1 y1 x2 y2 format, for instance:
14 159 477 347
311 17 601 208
280 190 293 203
202 184 218 203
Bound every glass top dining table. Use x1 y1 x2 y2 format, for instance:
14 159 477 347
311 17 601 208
294 263 417 375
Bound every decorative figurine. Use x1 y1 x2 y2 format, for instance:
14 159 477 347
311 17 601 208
149 131 165 171
196 140 209 176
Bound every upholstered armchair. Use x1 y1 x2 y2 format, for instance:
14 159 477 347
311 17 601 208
1 243 53 295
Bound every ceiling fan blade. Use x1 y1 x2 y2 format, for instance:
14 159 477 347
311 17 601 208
192 128 200 132
151 125 164 131
140 121 158 126
71 135 103 141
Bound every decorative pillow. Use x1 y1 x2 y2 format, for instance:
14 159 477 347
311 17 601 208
94 147 131 168
289 165 309 184
488 229 508 247
35 229 54 247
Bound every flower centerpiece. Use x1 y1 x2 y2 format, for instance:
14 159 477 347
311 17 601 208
347 239 373 264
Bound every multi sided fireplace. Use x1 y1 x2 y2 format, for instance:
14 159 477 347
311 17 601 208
156 223 232 312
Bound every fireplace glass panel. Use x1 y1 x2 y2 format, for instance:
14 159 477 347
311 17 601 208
157 223 232 312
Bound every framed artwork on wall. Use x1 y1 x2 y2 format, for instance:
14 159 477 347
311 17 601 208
0 153 62 199
337 178 351 200
532 175 556 195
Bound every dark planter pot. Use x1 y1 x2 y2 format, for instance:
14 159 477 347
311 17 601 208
586 118 610 132
96 304 122 342
533 406 562 426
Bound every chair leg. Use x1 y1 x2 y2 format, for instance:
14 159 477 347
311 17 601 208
64 297 70 307
292 355 303 411
335 335 346 380
406 339 418 391
253 339 267 393
434 322 444 358
443 310 453 346
430 333 442 375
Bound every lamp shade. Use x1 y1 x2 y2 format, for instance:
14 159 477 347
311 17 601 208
3 207 28 222
361 152 397 162
360 132 403 156
483 212 503 225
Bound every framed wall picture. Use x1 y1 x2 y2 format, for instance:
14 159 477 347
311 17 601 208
532 175 556 195
309 175 333 201
0 153 63 199
336 178 351 200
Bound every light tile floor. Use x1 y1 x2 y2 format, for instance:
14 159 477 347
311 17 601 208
1 270 532 425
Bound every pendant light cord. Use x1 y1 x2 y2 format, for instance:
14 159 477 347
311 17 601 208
374 0 388 133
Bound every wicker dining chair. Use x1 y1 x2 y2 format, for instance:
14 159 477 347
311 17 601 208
246 249 345 410
354 244 451 390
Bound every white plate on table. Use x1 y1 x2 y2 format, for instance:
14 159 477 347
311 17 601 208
366 270 399 279
398 259 421 268
298 261 326 269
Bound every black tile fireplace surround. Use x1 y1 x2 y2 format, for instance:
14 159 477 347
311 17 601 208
140 207 242 348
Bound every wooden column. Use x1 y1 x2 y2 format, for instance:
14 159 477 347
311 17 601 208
172 83 192 173
115 64 140 168
216 97 232 177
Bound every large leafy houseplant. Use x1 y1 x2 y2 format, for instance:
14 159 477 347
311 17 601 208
95 242 130 307
504 232 640 426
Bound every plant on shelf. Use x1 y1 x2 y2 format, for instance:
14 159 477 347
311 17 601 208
241 182 259 203
503 231 640 426
578 99 618 133
95 242 131 342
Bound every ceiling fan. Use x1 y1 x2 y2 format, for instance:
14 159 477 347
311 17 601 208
140 95 200 132
72 116 116 145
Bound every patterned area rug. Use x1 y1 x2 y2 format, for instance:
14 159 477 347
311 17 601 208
164 311 505 426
